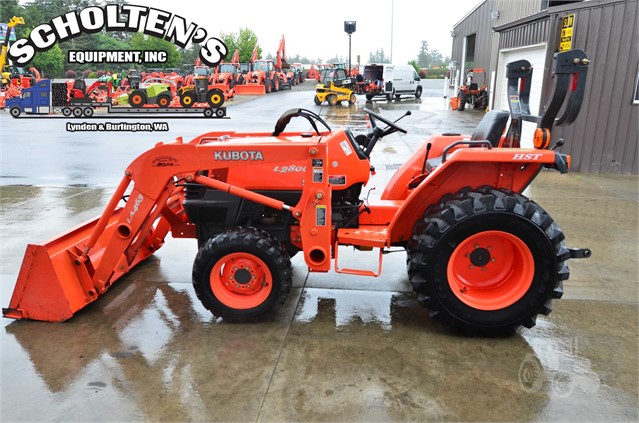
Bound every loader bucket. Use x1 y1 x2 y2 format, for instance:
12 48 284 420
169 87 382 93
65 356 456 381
235 84 265 95
4 210 120 321
2 207 155 322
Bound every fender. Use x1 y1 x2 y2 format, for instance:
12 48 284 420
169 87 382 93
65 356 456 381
387 148 560 245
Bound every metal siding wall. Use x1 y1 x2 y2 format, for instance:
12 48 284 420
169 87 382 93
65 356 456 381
495 0 544 23
498 18 550 50
551 0 638 173
451 1 495 87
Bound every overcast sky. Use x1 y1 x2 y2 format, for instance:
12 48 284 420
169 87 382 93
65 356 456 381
132 0 482 64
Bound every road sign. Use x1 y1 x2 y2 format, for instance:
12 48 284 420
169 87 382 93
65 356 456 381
559 14 575 52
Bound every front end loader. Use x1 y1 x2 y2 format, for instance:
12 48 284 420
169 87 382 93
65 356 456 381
4 50 592 335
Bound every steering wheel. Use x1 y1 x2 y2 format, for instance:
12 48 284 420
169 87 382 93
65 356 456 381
362 108 410 156
364 108 408 135
272 108 332 136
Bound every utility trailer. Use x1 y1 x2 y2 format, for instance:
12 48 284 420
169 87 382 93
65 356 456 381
6 79 227 118
4 50 591 335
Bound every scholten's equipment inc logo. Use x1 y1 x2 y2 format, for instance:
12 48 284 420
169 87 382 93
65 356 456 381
7 4 227 67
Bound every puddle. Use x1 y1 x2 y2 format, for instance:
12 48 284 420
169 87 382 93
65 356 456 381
296 288 397 330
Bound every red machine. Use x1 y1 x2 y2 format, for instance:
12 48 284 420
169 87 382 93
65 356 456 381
3 50 592 335
275 35 294 89
457 68 488 111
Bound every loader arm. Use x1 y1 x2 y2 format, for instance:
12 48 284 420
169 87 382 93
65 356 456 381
4 136 331 322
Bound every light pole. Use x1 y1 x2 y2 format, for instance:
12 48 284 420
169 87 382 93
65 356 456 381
390 0 394 62
344 21 356 71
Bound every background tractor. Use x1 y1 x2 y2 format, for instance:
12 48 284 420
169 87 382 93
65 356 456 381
457 68 488 111
177 76 225 108
128 83 173 108
314 68 356 106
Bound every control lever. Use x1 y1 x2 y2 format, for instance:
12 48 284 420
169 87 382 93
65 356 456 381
552 138 565 150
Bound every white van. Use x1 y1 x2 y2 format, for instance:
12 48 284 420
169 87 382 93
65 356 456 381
362 64 423 100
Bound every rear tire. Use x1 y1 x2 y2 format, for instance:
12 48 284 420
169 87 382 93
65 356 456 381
327 94 337 106
192 227 292 321
73 107 83 117
407 187 568 335
83 107 94 117
129 89 147 108
62 107 72 117
349 93 356 104
206 88 224 107
365 93 374 101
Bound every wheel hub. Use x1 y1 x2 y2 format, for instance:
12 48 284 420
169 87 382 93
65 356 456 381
447 230 535 310
469 247 491 267
220 257 265 295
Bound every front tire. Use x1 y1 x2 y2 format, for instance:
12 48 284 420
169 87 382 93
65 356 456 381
192 227 293 321
314 95 322 105
179 91 196 108
156 93 171 108
457 91 467 111
415 86 422 99
478 91 488 110
407 187 568 335
327 94 337 106
9 107 21 117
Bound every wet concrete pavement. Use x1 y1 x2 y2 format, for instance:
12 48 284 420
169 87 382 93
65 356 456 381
1 82 638 421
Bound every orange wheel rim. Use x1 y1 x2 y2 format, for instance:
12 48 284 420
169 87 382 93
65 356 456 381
210 252 272 309
132 95 142 104
447 230 534 310
159 97 168 106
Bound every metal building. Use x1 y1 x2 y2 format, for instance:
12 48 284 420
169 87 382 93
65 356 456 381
451 0 638 173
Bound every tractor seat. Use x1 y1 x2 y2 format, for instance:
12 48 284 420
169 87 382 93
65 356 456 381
425 110 510 171
469 83 478 91
471 110 509 147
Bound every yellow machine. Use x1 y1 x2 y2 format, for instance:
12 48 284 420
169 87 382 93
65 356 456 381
314 68 356 106
1 16 25 85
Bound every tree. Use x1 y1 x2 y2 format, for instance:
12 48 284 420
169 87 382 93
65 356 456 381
181 43 201 66
417 41 446 69
29 44 64 75
368 48 390 64
130 33 181 67
408 60 419 73
219 28 261 63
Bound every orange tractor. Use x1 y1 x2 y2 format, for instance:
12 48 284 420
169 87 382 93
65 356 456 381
457 68 488 111
211 49 241 90
3 50 592 335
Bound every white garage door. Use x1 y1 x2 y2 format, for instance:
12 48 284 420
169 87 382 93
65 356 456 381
494 44 547 148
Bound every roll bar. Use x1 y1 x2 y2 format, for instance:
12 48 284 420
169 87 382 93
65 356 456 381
504 49 590 148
